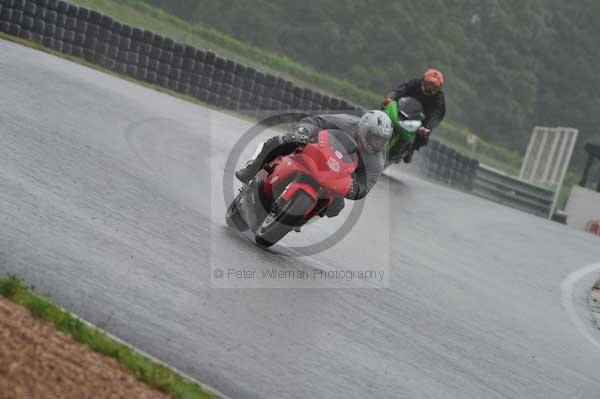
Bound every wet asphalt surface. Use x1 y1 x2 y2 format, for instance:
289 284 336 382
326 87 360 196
2 39 600 398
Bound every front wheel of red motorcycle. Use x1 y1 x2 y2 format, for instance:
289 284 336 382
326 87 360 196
255 191 315 248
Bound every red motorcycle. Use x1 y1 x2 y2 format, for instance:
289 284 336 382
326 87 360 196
226 129 359 247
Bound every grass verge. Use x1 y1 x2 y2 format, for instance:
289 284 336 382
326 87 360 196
0 276 215 399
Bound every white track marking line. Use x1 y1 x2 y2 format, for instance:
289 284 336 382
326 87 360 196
561 262 600 351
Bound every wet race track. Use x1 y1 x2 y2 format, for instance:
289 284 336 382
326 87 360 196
2 40 600 398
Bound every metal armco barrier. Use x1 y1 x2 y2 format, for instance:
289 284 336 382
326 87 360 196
0 0 481 192
409 144 556 218
472 164 555 217
413 141 480 191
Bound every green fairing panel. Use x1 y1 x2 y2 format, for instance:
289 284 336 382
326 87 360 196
383 101 416 151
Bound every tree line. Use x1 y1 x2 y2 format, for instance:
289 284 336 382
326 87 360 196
146 0 600 172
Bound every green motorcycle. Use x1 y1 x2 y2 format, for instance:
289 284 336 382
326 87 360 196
382 97 425 167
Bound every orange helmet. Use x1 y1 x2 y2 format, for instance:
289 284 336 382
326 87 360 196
422 69 444 95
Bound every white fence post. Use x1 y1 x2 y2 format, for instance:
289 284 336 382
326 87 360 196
519 126 578 218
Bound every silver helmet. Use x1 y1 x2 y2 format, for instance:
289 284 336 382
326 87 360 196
357 110 393 154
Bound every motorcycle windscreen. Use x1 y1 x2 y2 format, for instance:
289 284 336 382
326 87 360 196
302 131 357 196
327 130 359 164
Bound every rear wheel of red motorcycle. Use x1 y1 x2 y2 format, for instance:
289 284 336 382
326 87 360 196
255 191 314 247
226 192 249 232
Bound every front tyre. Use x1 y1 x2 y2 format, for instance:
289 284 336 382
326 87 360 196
255 191 315 247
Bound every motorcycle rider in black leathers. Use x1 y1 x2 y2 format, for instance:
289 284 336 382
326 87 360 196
384 69 446 163
235 111 393 217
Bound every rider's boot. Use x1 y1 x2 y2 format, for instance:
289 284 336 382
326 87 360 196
319 197 345 218
402 150 414 164
235 159 261 183
235 132 311 183
235 137 282 183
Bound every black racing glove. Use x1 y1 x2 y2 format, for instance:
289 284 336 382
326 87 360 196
413 127 430 150
282 126 316 145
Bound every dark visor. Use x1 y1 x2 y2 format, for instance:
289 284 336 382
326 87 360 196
367 132 386 151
